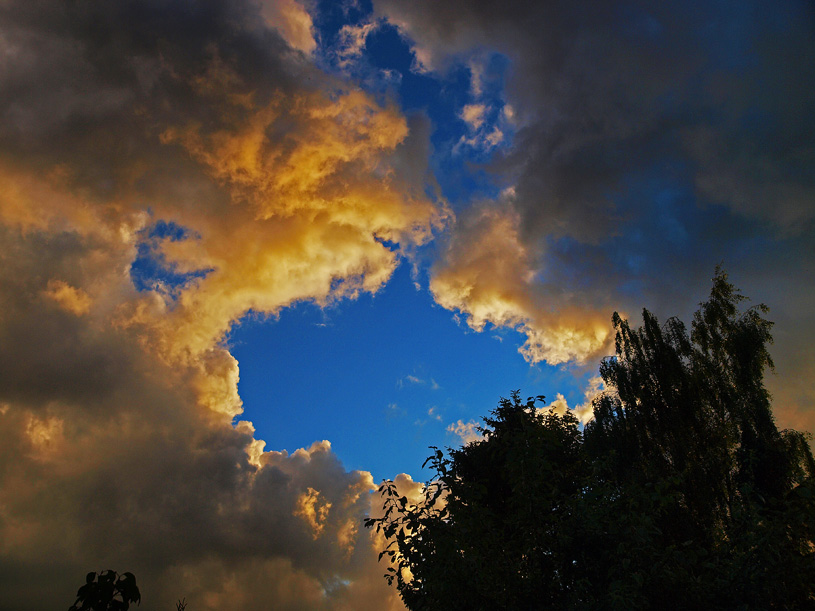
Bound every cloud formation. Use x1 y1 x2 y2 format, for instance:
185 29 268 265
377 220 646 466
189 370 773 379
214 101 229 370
0 0 445 608
431 203 612 365
1 0 813 606
548 376 607 424
377 0 815 427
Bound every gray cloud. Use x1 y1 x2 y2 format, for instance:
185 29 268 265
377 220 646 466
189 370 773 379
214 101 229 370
376 0 815 428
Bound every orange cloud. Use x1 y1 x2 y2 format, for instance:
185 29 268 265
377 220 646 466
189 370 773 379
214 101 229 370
258 0 317 55
431 205 611 365
128 88 444 365
0 1 447 608
42 280 92 316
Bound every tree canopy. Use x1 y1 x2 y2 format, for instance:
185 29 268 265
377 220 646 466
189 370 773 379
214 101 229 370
366 269 815 610
68 570 140 611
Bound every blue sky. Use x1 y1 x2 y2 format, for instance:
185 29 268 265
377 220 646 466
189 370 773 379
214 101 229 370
230 263 581 481
0 0 813 608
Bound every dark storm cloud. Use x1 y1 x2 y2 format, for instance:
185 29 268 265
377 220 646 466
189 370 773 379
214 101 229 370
377 0 815 422
379 0 815 234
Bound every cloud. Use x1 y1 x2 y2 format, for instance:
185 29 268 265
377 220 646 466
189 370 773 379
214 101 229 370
447 419 482 445
140 85 446 366
430 204 612 365
377 0 815 432
397 373 440 389
42 280 93 316
257 0 318 55
548 393 570 417
336 20 380 67
454 102 508 153
0 0 813 606
547 376 606 424
0 0 449 607
460 103 486 131
401 375 423 386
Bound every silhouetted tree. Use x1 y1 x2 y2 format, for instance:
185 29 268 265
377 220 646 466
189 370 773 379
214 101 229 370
367 269 815 610
68 570 140 611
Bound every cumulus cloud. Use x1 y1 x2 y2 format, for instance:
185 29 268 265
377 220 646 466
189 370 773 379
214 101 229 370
1 0 813 606
430 204 612 365
0 0 447 608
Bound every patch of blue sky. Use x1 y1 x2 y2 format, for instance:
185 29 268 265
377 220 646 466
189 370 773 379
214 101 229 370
129 219 212 296
229 263 573 482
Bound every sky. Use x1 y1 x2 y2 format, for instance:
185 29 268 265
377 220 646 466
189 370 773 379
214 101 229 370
0 0 813 608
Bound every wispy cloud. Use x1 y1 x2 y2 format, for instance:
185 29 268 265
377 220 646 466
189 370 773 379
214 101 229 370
396 373 440 389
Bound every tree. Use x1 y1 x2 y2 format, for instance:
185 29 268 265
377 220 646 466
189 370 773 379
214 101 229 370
68 570 141 611
367 269 815 610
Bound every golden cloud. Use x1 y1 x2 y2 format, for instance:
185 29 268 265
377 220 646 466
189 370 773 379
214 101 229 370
258 0 317 55
430 205 611 365
0 1 449 607
126 87 446 373
546 376 606 424
42 280 92 316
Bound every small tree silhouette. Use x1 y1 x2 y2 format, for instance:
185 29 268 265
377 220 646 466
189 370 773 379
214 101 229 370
69 570 140 611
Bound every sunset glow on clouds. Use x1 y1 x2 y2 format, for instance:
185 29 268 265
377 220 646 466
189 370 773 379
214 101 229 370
0 0 813 608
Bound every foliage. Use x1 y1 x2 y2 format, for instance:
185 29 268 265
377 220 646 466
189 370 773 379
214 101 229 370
68 570 140 611
367 269 815 610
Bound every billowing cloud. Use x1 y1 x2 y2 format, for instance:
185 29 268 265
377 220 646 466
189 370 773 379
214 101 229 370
431 204 612 365
0 0 448 608
1 0 813 606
